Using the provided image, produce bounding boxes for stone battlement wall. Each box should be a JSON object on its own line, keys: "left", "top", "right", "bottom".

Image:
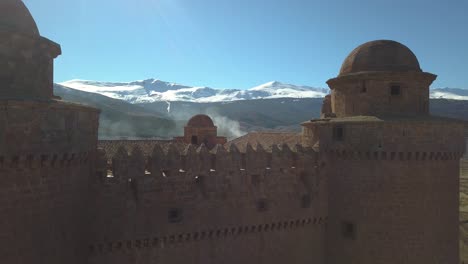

{"left": 95, "top": 143, "right": 317, "bottom": 181}
{"left": 89, "top": 143, "right": 327, "bottom": 264}
{"left": 0, "top": 100, "right": 99, "bottom": 264}
{"left": 0, "top": 151, "right": 96, "bottom": 264}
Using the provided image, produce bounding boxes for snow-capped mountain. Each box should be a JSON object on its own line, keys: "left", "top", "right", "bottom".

{"left": 54, "top": 82, "right": 468, "bottom": 139}
{"left": 430, "top": 88, "right": 468, "bottom": 100}
{"left": 59, "top": 79, "right": 468, "bottom": 104}
{"left": 59, "top": 79, "right": 328, "bottom": 104}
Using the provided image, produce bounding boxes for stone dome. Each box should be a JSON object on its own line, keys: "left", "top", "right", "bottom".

{"left": 339, "top": 40, "right": 421, "bottom": 76}
{"left": 187, "top": 115, "right": 215, "bottom": 128}
{"left": 0, "top": 0, "right": 39, "bottom": 36}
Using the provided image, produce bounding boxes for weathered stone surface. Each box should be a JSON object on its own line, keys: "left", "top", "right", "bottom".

{"left": 303, "top": 40, "right": 466, "bottom": 264}
{"left": 0, "top": 0, "right": 39, "bottom": 36}
{"left": 0, "top": 3, "right": 465, "bottom": 264}
{"left": 339, "top": 40, "right": 422, "bottom": 76}
{"left": 0, "top": 2, "right": 99, "bottom": 264}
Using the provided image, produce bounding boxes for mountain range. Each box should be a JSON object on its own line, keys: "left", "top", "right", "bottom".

{"left": 60, "top": 79, "right": 468, "bottom": 104}
{"left": 59, "top": 79, "right": 329, "bottom": 103}
{"left": 55, "top": 79, "right": 468, "bottom": 139}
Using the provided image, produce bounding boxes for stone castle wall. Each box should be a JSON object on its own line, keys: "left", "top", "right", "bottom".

{"left": 303, "top": 118, "right": 466, "bottom": 153}
{"left": 0, "top": 100, "right": 99, "bottom": 264}
{"left": 1, "top": 4, "right": 465, "bottom": 263}
{"left": 88, "top": 143, "right": 327, "bottom": 264}
{"left": 326, "top": 152, "right": 461, "bottom": 264}
{"left": 462, "top": 127, "right": 468, "bottom": 177}
{"left": 301, "top": 118, "right": 466, "bottom": 264}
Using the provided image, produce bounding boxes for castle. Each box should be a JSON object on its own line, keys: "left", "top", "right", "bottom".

{"left": 0, "top": 1, "right": 466, "bottom": 264}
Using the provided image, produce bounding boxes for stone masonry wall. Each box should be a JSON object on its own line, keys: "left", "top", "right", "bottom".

{"left": 302, "top": 118, "right": 466, "bottom": 264}
{"left": 88, "top": 143, "right": 327, "bottom": 264}
{"left": 0, "top": 100, "right": 99, "bottom": 264}
{"left": 0, "top": 32, "right": 61, "bottom": 100}
{"left": 328, "top": 72, "right": 435, "bottom": 117}
{"left": 462, "top": 127, "right": 468, "bottom": 177}
{"left": 326, "top": 154, "right": 461, "bottom": 264}
{"left": 303, "top": 118, "right": 466, "bottom": 154}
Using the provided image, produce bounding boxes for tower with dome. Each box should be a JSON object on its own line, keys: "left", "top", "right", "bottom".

{"left": 303, "top": 39, "right": 465, "bottom": 264}
{"left": 0, "top": 1, "right": 466, "bottom": 264}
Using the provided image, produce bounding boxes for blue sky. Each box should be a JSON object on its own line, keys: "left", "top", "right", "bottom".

{"left": 25, "top": 0, "right": 468, "bottom": 89}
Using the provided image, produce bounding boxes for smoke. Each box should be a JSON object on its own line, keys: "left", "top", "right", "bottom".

{"left": 97, "top": 101, "right": 247, "bottom": 140}
{"left": 98, "top": 114, "right": 175, "bottom": 140}
{"left": 99, "top": 116, "right": 138, "bottom": 139}
{"left": 167, "top": 106, "right": 247, "bottom": 141}
{"left": 205, "top": 109, "right": 246, "bottom": 140}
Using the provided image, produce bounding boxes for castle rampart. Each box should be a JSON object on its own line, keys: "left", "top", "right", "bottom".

{"left": 89, "top": 143, "right": 327, "bottom": 264}
{"left": 0, "top": 100, "right": 99, "bottom": 264}
{"left": 301, "top": 40, "right": 467, "bottom": 264}
{"left": 0, "top": 2, "right": 100, "bottom": 263}
{"left": 1, "top": 3, "right": 467, "bottom": 263}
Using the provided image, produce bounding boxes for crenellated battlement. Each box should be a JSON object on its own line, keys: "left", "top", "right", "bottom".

{"left": 89, "top": 141, "right": 328, "bottom": 260}
{"left": 2, "top": 6, "right": 464, "bottom": 262}
{"left": 96, "top": 143, "right": 321, "bottom": 183}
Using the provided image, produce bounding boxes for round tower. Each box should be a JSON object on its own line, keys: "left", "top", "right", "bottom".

{"left": 0, "top": 0, "right": 61, "bottom": 100}
{"left": 0, "top": 1, "right": 99, "bottom": 263}
{"left": 327, "top": 40, "right": 435, "bottom": 117}
{"left": 302, "top": 40, "right": 466, "bottom": 264}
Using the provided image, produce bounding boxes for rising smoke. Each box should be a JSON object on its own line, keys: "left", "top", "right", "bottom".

{"left": 167, "top": 105, "right": 247, "bottom": 140}
{"left": 205, "top": 109, "right": 246, "bottom": 140}
{"left": 96, "top": 100, "right": 247, "bottom": 140}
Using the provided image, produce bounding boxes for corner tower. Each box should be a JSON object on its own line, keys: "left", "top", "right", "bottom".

{"left": 0, "top": 1, "right": 99, "bottom": 263}
{"left": 328, "top": 40, "right": 435, "bottom": 117}
{"left": 302, "top": 40, "right": 466, "bottom": 264}
{"left": 0, "top": 0, "right": 61, "bottom": 100}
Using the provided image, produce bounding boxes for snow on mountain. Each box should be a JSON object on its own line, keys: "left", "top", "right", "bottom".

{"left": 60, "top": 79, "right": 192, "bottom": 103}
{"left": 59, "top": 79, "right": 328, "bottom": 104}
{"left": 430, "top": 88, "right": 468, "bottom": 100}
{"left": 249, "top": 81, "right": 328, "bottom": 98}
{"left": 59, "top": 79, "right": 468, "bottom": 103}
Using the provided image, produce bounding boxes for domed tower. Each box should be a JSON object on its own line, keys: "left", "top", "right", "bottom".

{"left": 174, "top": 114, "right": 227, "bottom": 149}
{"left": 302, "top": 40, "right": 466, "bottom": 263}
{"left": 0, "top": 1, "right": 99, "bottom": 264}
{"left": 0, "top": 0, "right": 61, "bottom": 100}
{"left": 328, "top": 40, "right": 435, "bottom": 117}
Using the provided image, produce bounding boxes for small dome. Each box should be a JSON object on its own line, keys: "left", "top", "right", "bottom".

{"left": 187, "top": 114, "right": 215, "bottom": 128}
{"left": 0, "top": 0, "right": 39, "bottom": 36}
{"left": 339, "top": 40, "right": 421, "bottom": 76}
